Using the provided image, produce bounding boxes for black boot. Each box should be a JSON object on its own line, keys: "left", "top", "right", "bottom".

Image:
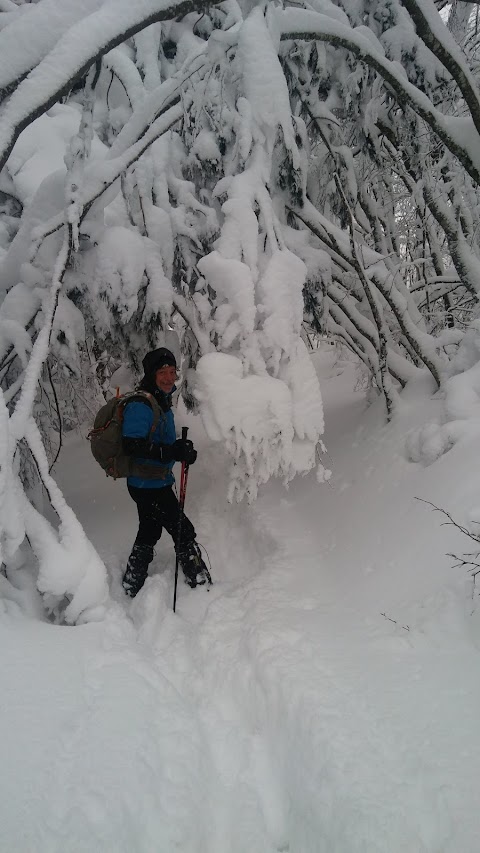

{"left": 179, "top": 541, "right": 210, "bottom": 588}
{"left": 122, "top": 544, "right": 154, "bottom": 598}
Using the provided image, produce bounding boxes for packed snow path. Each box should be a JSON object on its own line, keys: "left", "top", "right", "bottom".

{"left": 2, "top": 351, "right": 480, "bottom": 851}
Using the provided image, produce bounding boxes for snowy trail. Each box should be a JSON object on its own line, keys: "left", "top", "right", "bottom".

{"left": 3, "top": 352, "right": 480, "bottom": 851}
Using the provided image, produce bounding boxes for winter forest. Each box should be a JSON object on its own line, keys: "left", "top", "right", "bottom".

{"left": 2, "top": 0, "right": 480, "bottom": 850}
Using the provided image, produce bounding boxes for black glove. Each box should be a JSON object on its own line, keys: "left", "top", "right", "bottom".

{"left": 123, "top": 436, "right": 197, "bottom": 465}
{"left": 166, "top": 438, "right": 197, "bottom": 465}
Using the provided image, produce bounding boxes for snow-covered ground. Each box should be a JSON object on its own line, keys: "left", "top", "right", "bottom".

{"left": 2, "top": 348, "right": 480, "bottom": 852}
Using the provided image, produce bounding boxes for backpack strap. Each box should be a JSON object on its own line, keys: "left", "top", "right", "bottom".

{"left": 122, "top": 392, "right": 170, "bottom": 480}
{"left": 120, "top": 390, "right": 163, "bottom": 438}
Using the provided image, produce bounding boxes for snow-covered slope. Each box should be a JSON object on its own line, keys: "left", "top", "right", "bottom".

{"left": 1, "top": 349, "right": 480, "bottom": 852}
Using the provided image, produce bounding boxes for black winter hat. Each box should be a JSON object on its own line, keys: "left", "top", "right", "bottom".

{"left": 142, "top": 347, "right": 177, "bottom": 375}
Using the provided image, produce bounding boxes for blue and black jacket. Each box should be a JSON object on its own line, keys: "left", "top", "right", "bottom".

{"left": 122, "top": 385, "right": 177, "bottom": 489}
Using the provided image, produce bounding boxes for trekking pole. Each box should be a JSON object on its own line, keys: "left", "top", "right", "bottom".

{"left": 173, "top": 426, "right": 190, "bottom": 613}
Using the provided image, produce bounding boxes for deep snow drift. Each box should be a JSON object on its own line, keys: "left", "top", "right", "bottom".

{"left": 2, "top": 348, "right": 480, "bottom": 852}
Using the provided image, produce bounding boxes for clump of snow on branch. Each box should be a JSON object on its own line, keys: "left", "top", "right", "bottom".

{"left": 258, "top": 250, "right": 306, "bottom": 373}
{"left": 407, "top": 322, "right": 480, "bottom": 466}
{"left": 0, "top": 383, "right": 108, "bottom": 625}
{"left": 238, "top": 6, "right": 299, "bottom": 169}
{"left": 195, "top": 352, "right": 293, "bottom": 503}
{"left": 197, "top": 251, "right": 255, "bottom": 346}
{"left": 23, "top": 418, "right": 108, "bottom": 624}
{"left": 6, "top": 104, "right": 106, "bottom": 204}
{"left": 49, "top": 293, "right": 85, "bottom": 373}
{"left": 90, "top": 226, "right": 173, "bottom": 334}
{"left": 195, "top": 342, "right": 325, "bottom": 502}
{"left": 196, "top": 249, "right": 325, "bottom": 501}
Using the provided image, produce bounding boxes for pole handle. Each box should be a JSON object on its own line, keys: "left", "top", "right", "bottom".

{"left": 181, "top": 426, "right": 188, "bottom": 440}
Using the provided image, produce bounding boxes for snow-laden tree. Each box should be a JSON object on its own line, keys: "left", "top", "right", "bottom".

{"left": 2, "top": 0, "right": 480, "bottom": 620}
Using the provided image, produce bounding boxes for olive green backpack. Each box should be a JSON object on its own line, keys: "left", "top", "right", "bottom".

{"left": 88, "top": 391, "right": 169, "bottom": 480}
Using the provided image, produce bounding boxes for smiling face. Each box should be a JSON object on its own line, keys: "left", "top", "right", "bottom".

{"left": 155, "top": 365, "right": 177, "bottom": 394}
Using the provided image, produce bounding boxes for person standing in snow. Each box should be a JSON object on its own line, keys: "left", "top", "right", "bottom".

{"left": 121, "top": 347, "right": 209, "bottom": 597}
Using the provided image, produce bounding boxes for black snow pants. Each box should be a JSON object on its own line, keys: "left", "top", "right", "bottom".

{"left": 128, "top": 484, "right": 196, "bottom": 555}
{"left": 122, "top": 485, "right": 207, "bottom": 596}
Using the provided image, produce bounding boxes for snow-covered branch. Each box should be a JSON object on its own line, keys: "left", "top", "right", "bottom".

{"left": 0, "top": 0, "right": 219, "bottom": 174}
{"left": 400, "top": 0, "right": 480, "bottom": 136}
{"left": 278, "top": 7, "right": 480, "bottom": 186}
{"left": 292, "top": 200, "right": 443, "bottom": 386}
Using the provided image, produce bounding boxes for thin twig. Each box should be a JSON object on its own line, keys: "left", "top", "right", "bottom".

{"left": 381, "top": 612, "right": 410, "bottom": 631}
{"left": 414, "top": 496, "right": 480, "bottom": 542}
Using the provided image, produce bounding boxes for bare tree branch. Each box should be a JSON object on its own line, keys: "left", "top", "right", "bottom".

{"left": 414, "top": 496, "right": 479, "bottom": 539}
